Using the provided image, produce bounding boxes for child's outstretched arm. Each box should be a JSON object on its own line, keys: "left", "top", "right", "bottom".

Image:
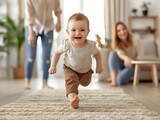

{"left": 48, "top": 50, "right": 61, "bottom": 74}
{"left": 94, "top": 50, "right": 103, "bottom": 74}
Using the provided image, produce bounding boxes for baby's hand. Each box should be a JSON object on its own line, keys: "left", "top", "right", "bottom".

{"left": 48, "top": 66, "right": 56, "bottom": 74}
{"left": 96, "top": 67, "right": 103, "bottom": 74}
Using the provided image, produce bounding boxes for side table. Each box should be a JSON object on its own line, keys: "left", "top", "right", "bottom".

{"left": 131, "top": 60, "right": 160, "bottom": 87}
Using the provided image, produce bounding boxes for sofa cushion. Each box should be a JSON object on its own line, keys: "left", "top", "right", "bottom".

{"left": 140, "top": 40, "right": 158, "bottom": 59}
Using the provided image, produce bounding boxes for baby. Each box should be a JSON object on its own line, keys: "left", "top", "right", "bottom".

{"left": 48, "top": 13, "right": 103, "bottom": 109}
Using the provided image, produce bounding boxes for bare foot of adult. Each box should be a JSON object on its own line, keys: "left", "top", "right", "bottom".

{"left": 111, "top": 82, "right": 117, "bottom": 87}
{"left": 43, "top": 84, "right": 54, "bottom": 89}
{"left": 24, "top": 81, "right": 31, "bottom": 89}
{"left": 102, "top": 77, "right": 112, "bottom": 83}
{"left": 70, "top": 95, "right": 79, "bottom": 109}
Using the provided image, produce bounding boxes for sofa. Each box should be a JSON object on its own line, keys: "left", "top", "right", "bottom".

{"left": 98, "top": 39, "right": 160, "bottom": 81}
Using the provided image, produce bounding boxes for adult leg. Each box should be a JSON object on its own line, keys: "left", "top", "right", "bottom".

{"left": 117, "top": 66, "right": 135, "bottom": 85}
{"left": 24, "top": 27, "right": 37, "bottom": 89}
{"left": 41, "top": 30, "right": 53, "bottom": 88}
{"left": 108, "top": 51, "right": 123, "bottom": 86}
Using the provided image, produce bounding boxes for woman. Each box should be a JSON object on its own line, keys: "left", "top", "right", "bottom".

{"left": 24, "top": 0, "right": 62, "bottom": 89}
{"left": 108, "top": 21, "right": 141, "bottom": 86}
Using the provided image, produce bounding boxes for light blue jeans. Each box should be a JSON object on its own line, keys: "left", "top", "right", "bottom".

{"left": 108, "top": 51, "right": 135, "bottom": 85}
{"left": 25, "top": 27, "right": 53, "bottom": 82}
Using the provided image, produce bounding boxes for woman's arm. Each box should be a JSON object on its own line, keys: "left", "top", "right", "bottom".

{"left": 117, "top": 51, "right": 132, "bottom": 67}
{"left": 54, "top": 0, "right": 62, "bottom": 32}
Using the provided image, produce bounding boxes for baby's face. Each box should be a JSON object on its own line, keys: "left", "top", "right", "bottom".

{"left": 66, "top": 20, "right": 90, "bottom": 47}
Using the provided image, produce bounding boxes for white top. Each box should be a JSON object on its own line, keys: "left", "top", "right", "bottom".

{"left": 116, "top": 35, "right": 143, "bottom": 59}
{"left": 24, "top": 0, "right": 62, "bottom": 34}
{"left": 57, "top": 39, "right": 98, "bottom": 73}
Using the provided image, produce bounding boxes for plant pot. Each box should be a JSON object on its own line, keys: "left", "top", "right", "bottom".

{"left": 142, "top": 10, "right": 148, "bottom": 16}
{"left": 13, "top": 67, "right": 25, "bottom": 79}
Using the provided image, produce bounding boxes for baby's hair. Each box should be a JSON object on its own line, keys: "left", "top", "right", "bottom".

{"left": 67, "top": 13, "right": 89, "bottom": 29}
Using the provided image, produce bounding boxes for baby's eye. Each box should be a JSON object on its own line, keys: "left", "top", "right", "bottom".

{"left": 81, "top": 29, "right": 85, "bottom": 31}
{"left": 71, "top": 29, "right": 76, "bottom": 31}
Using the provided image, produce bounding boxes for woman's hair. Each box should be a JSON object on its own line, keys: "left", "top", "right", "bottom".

{"left": 111, "top": 21, "right": 133, "bottom": 50}
{"left": 67, "top": 13, "right": 90, "bottom": 29}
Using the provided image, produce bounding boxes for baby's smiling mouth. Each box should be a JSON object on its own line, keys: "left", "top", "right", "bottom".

{"left": 74, "top": 37, "right": 82, "bottom": 39}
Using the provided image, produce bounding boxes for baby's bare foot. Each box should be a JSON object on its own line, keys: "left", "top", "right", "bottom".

{"left": 70, "top": 96, "right": 79, "bottom": 109}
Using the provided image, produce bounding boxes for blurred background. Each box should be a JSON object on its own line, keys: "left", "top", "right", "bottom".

{"left": 0, "top": 0, "right": 160, "bottom": 80}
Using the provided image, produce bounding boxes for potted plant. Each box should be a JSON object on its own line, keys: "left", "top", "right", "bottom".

{"left": 141, "top": 2, "right": 151, "bottom": 16}
{"left": 131, "top": 8, "right": 138, "bottom": 16}
{"left": 0, "top": 15, "right": 25, "bottom": 78}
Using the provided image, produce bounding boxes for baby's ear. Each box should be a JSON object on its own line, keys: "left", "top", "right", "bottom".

{"left": 88, "top": 29, "right": 90, "bottom": 34}
{"left": 66, "top": 29, "right": 69, "bottom": 34}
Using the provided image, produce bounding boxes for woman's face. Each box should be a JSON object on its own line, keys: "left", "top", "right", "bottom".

{"left": 116, "top": 24, "right": 128, "bottom": 42}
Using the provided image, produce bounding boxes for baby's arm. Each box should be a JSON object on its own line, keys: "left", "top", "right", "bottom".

{"left": 94, "top": 50, "right": 103, "bottom": 74}
{"left": 48, "top": 50, "right": 61, "bottom": 74}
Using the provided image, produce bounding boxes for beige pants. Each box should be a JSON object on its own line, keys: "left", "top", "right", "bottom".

{"left": 63, "top": 65, "right": 94, "bottom": 96}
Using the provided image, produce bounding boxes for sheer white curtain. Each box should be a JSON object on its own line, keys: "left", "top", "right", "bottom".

{"left": 61, "top": 0, "right": 105, "bottom": 41}
{"left": 104, "top": 0, "right": 129, "bottom": 39}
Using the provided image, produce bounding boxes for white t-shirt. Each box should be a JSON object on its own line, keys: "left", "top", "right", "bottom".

{"left": 57, "top": 39, "right": 98, "bottom": 73}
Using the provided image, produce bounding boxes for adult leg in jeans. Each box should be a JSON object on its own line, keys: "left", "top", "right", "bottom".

{"left": 24, "top": 27, "right": 38, "bottom": 89}
{"left": 117, "top": 66, "right": 135, "bottom": 85}
{"left": 109, "top": 51, "right": 135, "bottom": 85}
{"left": 41, "top": 30, "right": 53, "bottom": 88}
{"left": 108, "top": 51, "right": 124, "bottom": 86}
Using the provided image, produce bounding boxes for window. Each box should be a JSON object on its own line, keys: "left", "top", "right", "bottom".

{"left": 61, "top": 0, "right": 105, "bottom": 42}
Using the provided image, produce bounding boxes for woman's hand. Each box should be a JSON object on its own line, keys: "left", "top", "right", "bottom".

{"left": 28, "top": 32, "right": 36, "bottom": 47}
{"left": 124, "top": 57, "right": 132, "bottom": 67}
{"left": 95, "top": 34, "right": 103, "bottom": 48}
{"left": 28, "top": 25, "right": 36, "bottom": 47}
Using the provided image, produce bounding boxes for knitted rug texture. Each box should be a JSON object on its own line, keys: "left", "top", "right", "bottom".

{"left": 0, "top": 88, "right": 160, "bottom": 120}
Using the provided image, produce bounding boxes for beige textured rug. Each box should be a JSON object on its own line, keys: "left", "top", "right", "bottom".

{"left": 0, "top": 88, "right": 160, "bottom": 120}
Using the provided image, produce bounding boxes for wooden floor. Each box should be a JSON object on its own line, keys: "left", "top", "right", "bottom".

{"left": 0, "top": 77, "right": 160, "bottom": 113}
